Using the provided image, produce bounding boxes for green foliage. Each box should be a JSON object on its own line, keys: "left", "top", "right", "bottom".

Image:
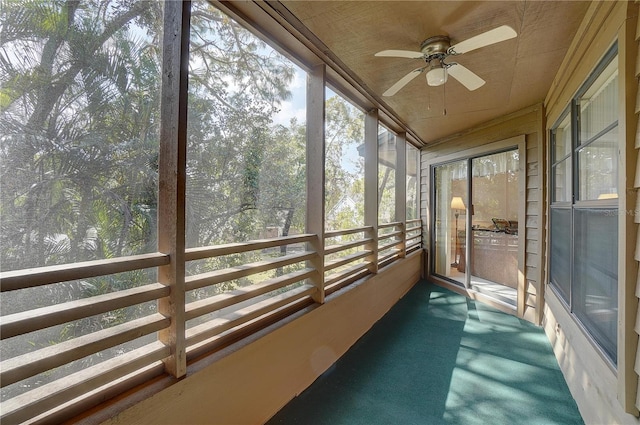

{"left": 324, "top": 95, "right": 365, "bottom": 231}
{"left": 1, "top": 0, "right": 163, "bottom": 273}
{"left": 0, "top": 0, "right": 367, "bottom": 403}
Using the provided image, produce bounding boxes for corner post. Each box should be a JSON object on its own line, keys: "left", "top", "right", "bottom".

{"left": 158, "top": 0, "right": 190, "bottom": 378}
{"left": 365, "top": 110, "right": 379, "bottom": 272}
{"left": 396, "top": 132, "right": 407, "bottom": 258}
{"left": 306, "top": 64, "right": 326, "bottom": 303}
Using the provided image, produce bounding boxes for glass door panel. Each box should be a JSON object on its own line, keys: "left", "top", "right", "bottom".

{"left": 469, "top": 150, "right": 519, "bottom": 304}
{"left": 433, "top": 160, "right": 468, "bottom": 285}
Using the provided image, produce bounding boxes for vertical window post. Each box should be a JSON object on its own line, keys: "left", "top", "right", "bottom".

{"left": 157, "top": 0, "right": 190, "bottom": 378}
{"left": 617, "top": 13, "right": 638, "bottom": 413}
{"left": 396, "top": 133, "right": 407, "bottom": 258}
{"left": 306, "top": 64, "right": 326, "bottom": 304}
{"left": 365, "top": 110, "right": 379, "bottom": 272}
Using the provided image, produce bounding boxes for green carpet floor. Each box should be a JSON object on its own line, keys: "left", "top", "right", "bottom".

{"left": 267, "top": 281, "right": 583, "bottom": 425}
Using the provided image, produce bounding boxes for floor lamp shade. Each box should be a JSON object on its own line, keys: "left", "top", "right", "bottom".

{"left": 451, "top": 196, "right": 465, "bottom": 210}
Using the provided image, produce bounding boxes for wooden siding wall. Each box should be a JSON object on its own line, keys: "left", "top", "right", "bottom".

{"left": 525, "top": 109, "right": 546, "bottom": 325}
{"left": 542, "top": 1, "right": 640, "bottom": 421}
{"left": 420, "top": 105, "right": 544, "bottom": 323}
{"left": 634, "top": 4, "right": 640, "bottom": 412}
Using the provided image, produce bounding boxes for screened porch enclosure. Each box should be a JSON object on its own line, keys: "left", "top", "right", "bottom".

{"left": 0, "top": 1, "right": 422, "bottom": 423}
{"left": 3, "top": 0, "right": 635, "bottom": 423}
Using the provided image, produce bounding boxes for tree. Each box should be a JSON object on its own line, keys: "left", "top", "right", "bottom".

{"left": 0, "top": 0, "right": 300, "bottom": 398}
{"left": 324, "top": 94, "right": 365, "bottom": 231}
{"left": 185, "top": 1, "right": 297, "bottom": 249}
{"left": 0, "top": 0, "right": 166, "bottom": 400}
{"left": 1, "top": 0, "right": 163, "bottom": 273}
{"left": 0, "top": 0, "right": 376, "bottom": 403}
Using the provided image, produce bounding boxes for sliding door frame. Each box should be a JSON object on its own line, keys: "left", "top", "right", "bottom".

{"left": 427, "top": 135, "right": 526, "bottom": 315}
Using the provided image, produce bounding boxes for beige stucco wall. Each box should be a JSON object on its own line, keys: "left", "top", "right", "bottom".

{"left": 98, "top": 252, "right": 422, "bottom": 425}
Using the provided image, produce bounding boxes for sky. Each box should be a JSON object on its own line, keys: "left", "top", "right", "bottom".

{"left": 272, "top": 66, "right": 307, "bottom": 127}
{"left": 272, "top": 67, "right": 363, "bottom": 173}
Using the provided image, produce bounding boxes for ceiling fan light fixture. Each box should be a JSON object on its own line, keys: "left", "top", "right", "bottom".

{"left": 426, "top": 62, "right": 447, "bottom": 86}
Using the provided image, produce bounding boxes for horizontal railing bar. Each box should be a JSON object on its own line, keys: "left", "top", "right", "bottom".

{"left": 1, "top": 314, "right": 170, "bottom": 387}
{"left": 406, "top": 218, "right": 422, "bottom": 224}
{"left": 379, "top": 256, "right": 400, "bottom": 269}
{"left": 185, "top": 251, "right": 316, "bottom": 292}
{"left": 378, "top": 230, "right": 403, "bottom": 242}
{"left": 378, "top": 221, "right": 402, "bottom": 229}
{"left": 405, "top": 234, "right": 422, "bottom": 243}
{"left": 378, "top": 240, "right": 402, "bottom": 253}
{"left": 324, "top": 226, "right": 373, "bottom": 239}
{"left": 186, "top": 297, "right": 314, "bottom": 362}
{"left": 406, "top": 241, "right": 422, "bottom": 251}
{"left": 378, "top": 250, "right": 400, "bottom": 264}
{"left": 1, "top": 283, "right": 170, "bottom": 340}
{"left": 185, "top": 268, "right": 314, "bottom": 321}
{"left": 0, "top": 253, "right": 170, "bottom": 292}
{"left": 323, "top": 237, "right": 372, "bottom": 255}
{"left": 17, "top": 362, "right": 165, "bottom": 425}
{"left": 325, "top": 269, "right": 370, "bottom": 295}
{"left": 406, "top": 245, "right": 421, "bottom": 255}
{"left": 186, "top": 285, "right": 315, "bottom": 347}
{"left": 324, "top": 262, "right": 369, "bottom": 288}
{"left": 323, "top": 250, "right": 371, "bottom": 272}
{"left": 185, "top": 234, "right": 315, "bottom": 261}
{"left": 1, "top": 342, "right": 169, "bottom": 425}
{"left": 406, "top": 225, "right": 421, "bottom": 233}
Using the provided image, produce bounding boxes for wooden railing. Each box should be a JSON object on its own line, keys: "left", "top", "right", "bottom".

{"left": 324, "top": 226, "right": 374, "bottom": 295}
{"left": 183, "top": 235, "right": 318, "bottom": 359}
{"left": 0, "top": 223, "right": 422, "bottom": 424}
{"left": 0, "top": 252, "right": 171, "bottom": 424}
{"left": 378, "top": 221, "right": 404, "bottom": 266}
{"left": 405, "top": 218, "right": 423, "bottom": 254}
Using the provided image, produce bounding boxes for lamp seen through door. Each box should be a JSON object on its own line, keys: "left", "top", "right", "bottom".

{"left": 450, "top": 196, "right": 465, "bottom": 268}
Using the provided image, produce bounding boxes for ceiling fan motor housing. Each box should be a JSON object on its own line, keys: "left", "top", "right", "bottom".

{"left": 420, "top": 35, "right": 451, "bottom": 60}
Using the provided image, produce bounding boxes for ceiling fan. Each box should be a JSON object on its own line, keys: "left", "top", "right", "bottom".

{"left": 375, "top": 25, "right": 517, "bottom": 96}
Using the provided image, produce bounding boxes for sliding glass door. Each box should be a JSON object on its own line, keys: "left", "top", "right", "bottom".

{"left": 432, "top": 149, "right": 519, "bottom": 306}
{"left": 433, "top": 160, "right": 467, "bottom": 281}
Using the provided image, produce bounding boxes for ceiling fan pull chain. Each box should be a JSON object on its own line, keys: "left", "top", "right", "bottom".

{"left": 443, "top": 83, "right": 447, "bottom": 116}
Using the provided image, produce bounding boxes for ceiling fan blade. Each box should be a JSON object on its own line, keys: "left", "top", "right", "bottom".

{"left": 375, "top": 50, "right": 424, "bottom": 59}
{"left": 383, "top": 68, "right": 424, "bottom": 96}
{"left": 450, "top": 25, "right": 517, "bottom": 55}
{"left": 447, "top": 63, "right": 485, "bottom": 91}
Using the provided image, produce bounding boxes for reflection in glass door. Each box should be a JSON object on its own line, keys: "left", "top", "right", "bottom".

{"left": 433, "top": 160, "right": 468, "bottom": 284}
{"left": 469, "top": 150, "right": 519, "bottom": 304}
{"left": 432, "top": 149, "right": 519, "bottom": 306}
